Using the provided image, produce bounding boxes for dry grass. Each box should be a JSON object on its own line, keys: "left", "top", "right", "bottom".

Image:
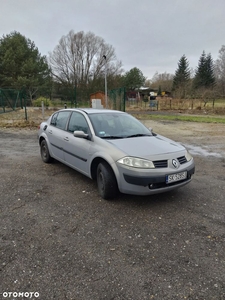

{"left": 0, "top": 108, "right": 55, "bottom": 128}
{"left": 0, "top": 105, "right": 224, "bottom": 128}
{"left": 126, "top": 98, "right": 225, "bottom": 115}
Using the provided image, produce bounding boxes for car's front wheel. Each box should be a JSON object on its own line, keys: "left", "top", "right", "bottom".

{"left": 40, "top": 140, "right": 53, "bottom": 163}
{"left": 97, "top": 162, "right": 118, "bottom": 200}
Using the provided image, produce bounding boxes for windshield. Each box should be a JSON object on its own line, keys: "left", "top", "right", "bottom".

{"left": 89, "top": 112, "right": 152, "bottom": 138}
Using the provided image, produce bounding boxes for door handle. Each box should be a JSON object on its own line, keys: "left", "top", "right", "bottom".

{"left": 48, "top": 130, "right": 53, "bottom": 134}
{"left": 64, "top": 137, "right": 69, "bottom": 141}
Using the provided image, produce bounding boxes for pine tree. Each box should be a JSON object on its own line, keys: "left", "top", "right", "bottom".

{"left": 205, "top": 53, "right": 216, "bottom": 87}
{"left": 0, "top": 31, "right": 51, "bottom": 102}
{"left": 194, "top": 51, "right": 215, "bottom": 89}
{"left": 194, "top": 51, "right": 206, "bottom": 89}
{"left": 172, "top": 55, "right": 190, "bottom": 98}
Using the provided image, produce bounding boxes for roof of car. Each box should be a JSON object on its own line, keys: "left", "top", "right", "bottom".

{"left": 59, "top": 108, "right": 125, "bottom": 114}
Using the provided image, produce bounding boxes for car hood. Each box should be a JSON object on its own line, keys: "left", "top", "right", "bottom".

{"left": 107, "top": 135, "right": 185, "bottom": 158}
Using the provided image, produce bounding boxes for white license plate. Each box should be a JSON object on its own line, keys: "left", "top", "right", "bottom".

{"left": 166, "top": 171, "right": 187, "bottom": 183}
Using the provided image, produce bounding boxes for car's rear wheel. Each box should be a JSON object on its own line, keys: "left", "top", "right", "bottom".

{"left": 40, "top": 140, "right": 53, "bottom": 163}
{"left": 97, "top": 162, "right": 118, "bottom": 200}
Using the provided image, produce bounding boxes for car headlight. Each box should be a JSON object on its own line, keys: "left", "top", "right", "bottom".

{"left": 117, "top": 157, "right": 155, "bottom": 168}
{"left": 185, "top": 151, "right": 193, "bottom": 162}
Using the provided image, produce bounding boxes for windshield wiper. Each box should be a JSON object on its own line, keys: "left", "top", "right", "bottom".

{"left": 126, "top": 134, "right": 152, "bottom": 138}
{"left": 100, "top": 135, "right": 125, "bottom": 139}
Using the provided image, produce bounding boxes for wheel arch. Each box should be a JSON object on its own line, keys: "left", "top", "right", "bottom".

{"left": 95, "top": 158, "right": 119, "bottom": 199}
{"left": 90, "top": 157, "right": 117, "bottom": 183}
{"left": 39, "top": 135, "right": 54, "bottom": 159}
{"left": 39, "top": 136, "right": 46, "bottom": 146}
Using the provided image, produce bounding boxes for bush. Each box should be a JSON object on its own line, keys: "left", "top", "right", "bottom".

{"left": 33, "top": 97, "right": 52, "bottom": 107}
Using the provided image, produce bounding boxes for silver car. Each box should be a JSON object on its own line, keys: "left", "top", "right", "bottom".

{"left": 38, "top": 108, "right": 195, "bottom": 199}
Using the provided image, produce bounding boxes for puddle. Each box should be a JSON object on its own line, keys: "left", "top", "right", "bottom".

{"left": 184, "top": 144, "right": 223, "bottom": 158}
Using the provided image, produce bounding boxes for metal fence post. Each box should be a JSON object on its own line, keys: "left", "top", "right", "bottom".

{"left": 42, "top": 101, "right": 44, "bottom": 119}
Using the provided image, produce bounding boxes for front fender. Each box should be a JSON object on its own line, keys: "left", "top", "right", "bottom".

{"left": 89, "top": 151, "right": 121, "bottom": 181}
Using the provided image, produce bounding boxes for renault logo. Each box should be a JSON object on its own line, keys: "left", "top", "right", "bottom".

{"left": 172, "top": 159, "right": 179, "bottom": 169}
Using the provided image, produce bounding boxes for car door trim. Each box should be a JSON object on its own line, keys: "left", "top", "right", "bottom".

{"left": 50, "top": 143, "right": 63, "bottom": 150}
{"left": 63, "top": 148, "right": 87, "bottom": 162}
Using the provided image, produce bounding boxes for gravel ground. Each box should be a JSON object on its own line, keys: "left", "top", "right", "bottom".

{"left": 0, "top": 120, "right": 225, "bottom": 300}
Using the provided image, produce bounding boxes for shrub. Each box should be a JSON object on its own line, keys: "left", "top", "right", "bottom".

{"left": 33, "top": 97, "right": 52, "bottom": 107}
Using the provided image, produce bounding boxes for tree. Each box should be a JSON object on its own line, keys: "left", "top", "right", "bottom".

{"left": 157, "top": 85, "right": 162, "bottom": 96}
{"left": 172, "top": 55, "right": 190, "bottom": 98}
{"left": 0, "top": 31, "right": 51, "bottom": 102}
{"left": 214, "top": 45, "right": 225, "bottom": 97}
{"left": 194, "top": 51, "right": 215, "bottom": 89}
{"left": 123, "top": 67, "right": 146, "bottom": 90}
{"left": 192, "top": 51, "right": 216, "bottom": 106}
{"left": 48, "top": 30, "right": 123, "bottom": 101}
{"left": 148, "top": 72, "right": 174, "bottom": 93}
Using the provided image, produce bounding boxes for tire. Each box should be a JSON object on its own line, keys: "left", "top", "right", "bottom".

{"left": 40, "top": 140, "right": 53, "bottom": 163}
{"left": 97, "top": 162, "right": 118, "bottom": 200}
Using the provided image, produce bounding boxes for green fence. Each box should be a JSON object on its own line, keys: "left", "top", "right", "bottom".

{"left": 108, "top": 87, "right": 126, "bottom": 111}
{"left": 0, "top": 88, "right": 28, "bottom": 119}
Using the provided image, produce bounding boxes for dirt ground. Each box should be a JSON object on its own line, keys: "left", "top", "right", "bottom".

{"left": 0, "top": 112, "right": 225, "bottom": 299}
{"left": 142, "top": 119, "right": 225, "bottom": 159}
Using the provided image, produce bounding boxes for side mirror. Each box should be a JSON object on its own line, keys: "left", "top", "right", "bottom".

{"left": 74, "top": 130, "right": 89, "bottom": 139}
{"left": 149, "top": 127, "right": 157, "bottom": 136}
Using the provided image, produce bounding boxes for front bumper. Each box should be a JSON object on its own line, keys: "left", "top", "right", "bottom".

{"left": 115, "top": 160, "right": 195, "bottom": 196}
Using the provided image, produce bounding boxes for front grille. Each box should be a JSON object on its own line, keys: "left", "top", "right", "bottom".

{"left": 153, "top": 160, "right": 168, "bottom": 168}
{"left": 177, "top": 156, "right": 187, "bottom": 164}
{"left": 153, "top": 156, "right": 187, "bottom": 168}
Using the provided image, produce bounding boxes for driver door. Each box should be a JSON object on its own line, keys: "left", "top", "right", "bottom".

{"left": 63, "top": 111, "right": 92, "bottom": 176}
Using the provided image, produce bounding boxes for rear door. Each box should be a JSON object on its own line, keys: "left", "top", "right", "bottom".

{"left": 47, "top": 111, "right": 71, "bottom": 161}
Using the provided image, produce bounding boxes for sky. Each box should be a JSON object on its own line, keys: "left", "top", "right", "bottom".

{"left": 1, "top": 0, "right": 225, "bottom": 80}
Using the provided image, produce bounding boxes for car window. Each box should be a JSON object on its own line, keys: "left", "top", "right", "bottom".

{"left": 119, "top": 115, "right": 142, "bottom": 131}
{"left": 52, "top": 111, "right": 71, "bottom": 130}
{"left": 89, "top": 113, "right": 151, "bottom": 137}
{"left": 67, "top": 112, "right": 89, "bottom": 134}
{"left": 50, "top": 113, "right": 58, "bottom": 126}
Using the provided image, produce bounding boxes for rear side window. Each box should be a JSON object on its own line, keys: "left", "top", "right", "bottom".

{"left": 51, "top": 111, "right": 71, "bottom": 130}
{"left": 50, "top": 113, "right": 58, "bottom": 126}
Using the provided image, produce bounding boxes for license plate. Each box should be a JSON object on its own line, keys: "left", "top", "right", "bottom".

{"left": 166, "top": 171, "right": 187, "bottom": 184}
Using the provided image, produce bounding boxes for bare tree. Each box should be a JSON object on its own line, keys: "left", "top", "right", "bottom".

{"left": 48, "top": 30, "right": 122, "bottom": 90}
{"left": 214, "top": 45, "right": 225, "bottom": 97}
{"left": 148, "top": 72, "right": 174, "bottom": 92}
